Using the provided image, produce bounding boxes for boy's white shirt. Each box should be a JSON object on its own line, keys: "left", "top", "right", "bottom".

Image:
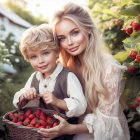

{"left": 13, "top": 62, "right": 87, "bottom": 118}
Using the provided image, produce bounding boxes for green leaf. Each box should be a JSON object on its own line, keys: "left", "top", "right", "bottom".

{"left": 120, "top": 0, "right": 132, "bottom": 6}
{"left": 114, "top": 51, "right": 129, "bottom": 63}
{"left": 119, "top": 5, "right": 140, "bottom": 16}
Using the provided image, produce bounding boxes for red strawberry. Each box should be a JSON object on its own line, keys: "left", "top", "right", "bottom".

{"left": 23, "top": 118, "right": 31, "bottom": 125}
{"left": 26, "top": 124, "right": 34, "bottom": 127}
{"left": 46, "top": 125, "right": 51, "bottom": 129}
{"left": 35, "top": 109, "right": 41, "bottom": 117}
{"left": 40, "top": 112, "right": 47, "bottom": 121}
{"left": 53, "top": 122, "right": 58, "bottom": 127}
{"left": 25, "top": 109, "right": 32, "bottom": 117}
{"left": 17, "top": 121, "right": 23, "bottom": 125}
{"left": 128, "top": 67, "right": 135, "bottom": 73}
{"left": 35, "top": 123, "right": 40, "bottom": 128}
{"left": 132, "top": 22, "right": 140, "bottom": 31}
{"left": 13, "top": 113, "right": 19, "bottom": 118}
{"left": 136, "top": 55, "right": 140, "bottom": 62}
{"left": 126, "top": 28, "right": 133, "bottom": 35}
{"left": 29, "top": 114, "right": 35, "bottom": 119}
{"left": 18, "top": 114, "right": 26, "bottom": 121}
{"left": 9, "top": 113, "right": 14, "bottom": 120}
{"left": 30, "top": 117, "right": 38, "bottom": 125}
{"left": 46, "top": 116, "right": 54, "bottom": 125}
{"left": 133, "top": 103, "right": 138, "bottom": 109}
{"left": 137, "top": 97, "right": 140, "bottom": 103}
{"left": 39, "top": 126, "right": 46, "bottom": 128}
{"left": 12, "top": 117, "right": 18, "bottom": 123}
{"left": 39, "top": 120, "right": 47, "bottom": 126}
{"left": 130, "top": 50, "right": 137, "bottom": 59}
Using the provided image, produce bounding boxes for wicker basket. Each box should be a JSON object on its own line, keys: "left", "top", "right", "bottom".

{"left": 3, "top": 107, "right": 67, "bottom": 140}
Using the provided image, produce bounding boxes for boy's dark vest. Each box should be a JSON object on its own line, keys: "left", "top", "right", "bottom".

{"left": 31, "top": 67, "right": 78, "bottom": 140}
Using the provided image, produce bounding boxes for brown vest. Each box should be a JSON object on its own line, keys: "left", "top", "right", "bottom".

{"left": 31, "top": 67, "right": 69, "bottom": 114}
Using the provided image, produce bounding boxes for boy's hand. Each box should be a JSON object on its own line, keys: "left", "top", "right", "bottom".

{"left": 20, "top": 87, "right": 38, "bottom": 101}
{"left": 40, "top": 91, "right": 58, "bottom": 106}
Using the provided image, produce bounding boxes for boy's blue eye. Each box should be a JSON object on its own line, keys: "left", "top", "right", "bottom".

{"left": 58, "top": 37, "right": 65, "bottom": 42}
{"left": 30, "top": 56, "right": 36, "bottom": 59}
{"left": 43, "top": 52, "right": 49, "bottom": 55}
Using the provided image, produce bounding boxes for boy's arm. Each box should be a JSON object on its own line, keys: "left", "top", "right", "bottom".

{"left": 13, "top": 72, "right": 35, "bottom": 108}
{"left": 40, "top": 92, "right": 69, "bottom": 111}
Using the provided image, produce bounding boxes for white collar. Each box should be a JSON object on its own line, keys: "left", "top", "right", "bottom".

{"left": 36, "top": 62, "right": 63, "bottom": 81}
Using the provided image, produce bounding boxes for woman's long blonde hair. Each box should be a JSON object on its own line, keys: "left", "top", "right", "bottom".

{"left": 51, "top": 2, "right": 108, "bottom": 113}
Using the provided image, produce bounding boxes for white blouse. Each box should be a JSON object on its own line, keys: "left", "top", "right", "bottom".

{"left": 73, "top": 57, "right": 130, "bottom": 140}
{"left": 13, "top": 63, "right": 87, "bottom": 118}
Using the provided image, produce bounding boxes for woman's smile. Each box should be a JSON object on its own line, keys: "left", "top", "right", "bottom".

{"left": 69, "top": 46, "right": 79, "bottom": 52}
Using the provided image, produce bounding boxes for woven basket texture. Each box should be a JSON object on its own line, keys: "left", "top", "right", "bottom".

{"left": 3, "top": 107, "right": 67, "bottom": 140}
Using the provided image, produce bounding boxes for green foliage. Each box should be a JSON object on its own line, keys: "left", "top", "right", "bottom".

{"left": 113, "top": 51, "right": 129, "bottom": 63}
{"left": 6, "top": 0, "right": 48, "bottom": 25}
{"left": 0, "top": 31, "right": 34, "bottom": 116}
{"left": 89, "top": 0, "right": 140, "bottom": 134}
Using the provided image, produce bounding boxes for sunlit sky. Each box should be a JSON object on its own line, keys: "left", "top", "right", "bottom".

{"left": 0, "top": 0, "right": 88, "bottom": 19}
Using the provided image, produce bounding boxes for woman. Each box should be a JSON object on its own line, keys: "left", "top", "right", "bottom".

{"left": 38, "top": 2, "right": 130, "bottom": 140}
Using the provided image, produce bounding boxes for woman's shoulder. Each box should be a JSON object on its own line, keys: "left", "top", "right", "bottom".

{"left": 103, "top": 55, "right": 127, "bottom": 74}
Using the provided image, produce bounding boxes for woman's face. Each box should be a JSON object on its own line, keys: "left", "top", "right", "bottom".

{"left": 55, "top": 19, "right": 87, "bottom": 56}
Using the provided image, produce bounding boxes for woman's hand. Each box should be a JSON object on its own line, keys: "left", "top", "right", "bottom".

{"left": 38, "top": 114, "right": 72, "bottom": 140}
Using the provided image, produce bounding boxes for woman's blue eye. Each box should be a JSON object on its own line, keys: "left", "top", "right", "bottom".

{"left": 73, "top": 31, "right": 79, "bottom": 36}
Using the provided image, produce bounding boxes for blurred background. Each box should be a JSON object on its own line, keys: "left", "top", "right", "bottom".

{"left": 0, "top": 0, "right": 140, "bottom": 139}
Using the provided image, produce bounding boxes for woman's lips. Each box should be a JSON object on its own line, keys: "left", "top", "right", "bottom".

{"left": 69, "top": 46, "right": 79, "bottom": 52}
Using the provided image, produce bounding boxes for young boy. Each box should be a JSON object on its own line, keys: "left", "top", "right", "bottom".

{"left": 13, "top": 24, "right": 87, "bottom": 128}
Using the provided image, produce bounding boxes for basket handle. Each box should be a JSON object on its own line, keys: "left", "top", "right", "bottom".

{"left": 17, "top": 98, "right": 29, "bottom": 110}
{"left": 18, "top": 97, "right": 61, "bottom": 116}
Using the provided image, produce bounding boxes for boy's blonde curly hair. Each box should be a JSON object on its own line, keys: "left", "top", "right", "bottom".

{"left": 20, "top": 24, "right": 59, "bottom": 61}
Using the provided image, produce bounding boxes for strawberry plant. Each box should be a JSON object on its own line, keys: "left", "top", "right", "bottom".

{"left": 88, "top": 0, "right": 140, "bottom": 139}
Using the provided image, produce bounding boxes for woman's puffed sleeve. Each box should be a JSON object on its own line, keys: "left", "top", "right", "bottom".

{"left": 64, "top": 72, "right": 87, "bottom": 117}
{"left": 13, "top": 72, "right": 35, "bottom": 108}
{"left": 83, "top": 61, "right": 130, "bottom": 140}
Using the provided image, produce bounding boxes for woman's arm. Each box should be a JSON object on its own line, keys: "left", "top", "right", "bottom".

{"left": 38, "top": 114, "right": 89, "bottom": 139}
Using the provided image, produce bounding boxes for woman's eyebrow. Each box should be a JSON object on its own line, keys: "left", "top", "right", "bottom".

{"left": 57, "top": 28, "right": 78, "bottom": 38}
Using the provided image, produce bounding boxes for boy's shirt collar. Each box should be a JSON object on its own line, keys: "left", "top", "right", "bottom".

{"left": 36, "top": 62, "right": 63, "bottom": 81}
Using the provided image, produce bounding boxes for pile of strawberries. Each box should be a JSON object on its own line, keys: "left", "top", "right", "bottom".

{"left": 8, "top": 108, "right": 59, "bottom": 128}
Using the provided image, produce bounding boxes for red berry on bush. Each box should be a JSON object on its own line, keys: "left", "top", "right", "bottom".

{"left": 137, "top": 97, "right": 140, "bottom": 103}
{"left": 120, "top": 22, "right": 124, "bottom": 26}
{"left": 132, "top": 103, "right": 138, "bottom": 109}
{"left": 132, "top": 22, "right": 140, "bottom": 31}
{"left": 130, "top": 50, "right": 138, "bottom": 59}
{"left": 122, "top": 29, "right": 126, "bottom": 33}
{"left": 126, "top": 28, "right": 133, "bottom": 35}
{"left": 128, "top": 67, "right": 135, "bottom": 73}
{"left": 136, "top": 55, "right": 140, "bottom": 62}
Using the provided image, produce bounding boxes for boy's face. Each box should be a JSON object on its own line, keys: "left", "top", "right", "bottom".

{"left": 27, "top": 48, "right": 59, "bottom": 78}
